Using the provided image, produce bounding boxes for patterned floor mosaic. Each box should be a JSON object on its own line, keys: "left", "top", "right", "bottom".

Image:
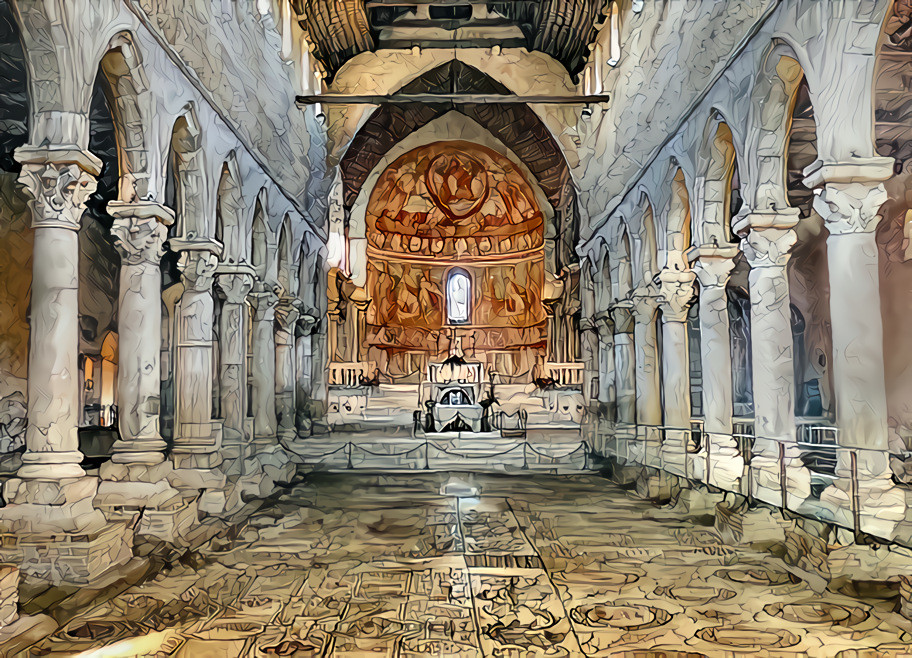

{"left": 30, "top": 473, "right": 912, "bottom": 656}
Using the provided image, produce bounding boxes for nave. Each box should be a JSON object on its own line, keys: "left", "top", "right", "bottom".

{"left": 27, "top": 473, "right": 912, "bottom": 657}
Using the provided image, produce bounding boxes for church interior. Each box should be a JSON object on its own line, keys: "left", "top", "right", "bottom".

{"left": 2, "top": 0, "right": 912, "bottom": 655}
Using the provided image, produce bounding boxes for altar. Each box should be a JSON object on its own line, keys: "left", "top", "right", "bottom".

{"left": 418, "top": 355, "right": 492, "bottom": 433}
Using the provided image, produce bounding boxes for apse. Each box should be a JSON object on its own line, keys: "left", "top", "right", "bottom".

{"left": 364, "top": 140, "right": 547, "bottom": 382}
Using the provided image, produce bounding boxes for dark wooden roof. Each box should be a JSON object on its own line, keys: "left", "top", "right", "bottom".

{"left": 292, "top": 0, "right": 605, "bottom": 83}
{"left": 339, "top": 62, "right": 571, "bottom": 210}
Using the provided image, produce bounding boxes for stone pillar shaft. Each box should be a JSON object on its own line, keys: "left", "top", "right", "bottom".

{"left": 216, "top": 269, "right": 254, "bottom": 470}
{"left": 108, "top": 202, "right": 173, "bottom": 465}
{"left": 692, "top": 246, "right": 743, "bottom": 488}
{"left": 251, "top": 287, "right": 279, "bottom": 442}
{"left": 275, "top": 299, "right": 300, "bottom": 439}
{"left": 632, "top": 295, "right": 662, "bottom": 427}
{"left": 805, "top": 159, "right": 903, "bottom": 533}
{"left": 170, "top": 246, "right": 224, "bottom": 487}
{"left": 15, "top": 149, "right": 101, "bottom": 480}
{"left": 610, "top": 305, "right": 636, "bottom": 425}
{"left": 295, "top": 314, "right": 318, "bottom": 433}
{"left": 739, "top": 210, "right": 809, "bottom": 506}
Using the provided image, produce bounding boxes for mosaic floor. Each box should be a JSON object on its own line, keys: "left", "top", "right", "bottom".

{"left": 32, "top": 473, "right": 912, "bottom": 657}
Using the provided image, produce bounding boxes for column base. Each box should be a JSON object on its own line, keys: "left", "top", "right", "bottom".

{"left": 0, "top": 477, "right": 133, "bottom": 584}
{"left": 136, "top": 498, "right": 200, "bottom": 544}
{"left": 239, "top": 444, "right": 298, "bottom": 499}
{"left": 639, "top": 425, "right": 662, "bottom": 468}
{"left": 818, "top": 475, "right": 905, "bottom": 538}
{"left": 749, "top": 448, "right": 811, "bottom": 509}
{"left": 659, "top": 428, "right": 688, "bottom": 477}
{"left": 108, "top": 438, "right": 168, "bottom": 465}
{"left": 96, "top": 461, "right": 181, "bottom": 511}
{"left": 705, "top": 433, "right": 745, "bottom": 490}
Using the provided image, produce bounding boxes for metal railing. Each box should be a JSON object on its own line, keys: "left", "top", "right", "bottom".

{"left": 796, "top": 420, "right": 838, "bottom": 477}
{"left": 594, "top": 416, "right": 912, "bottom": 542}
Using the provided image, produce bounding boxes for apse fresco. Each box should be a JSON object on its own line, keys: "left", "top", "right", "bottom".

{"left": 365, "top": 141, "right": 547, "bottom": 381}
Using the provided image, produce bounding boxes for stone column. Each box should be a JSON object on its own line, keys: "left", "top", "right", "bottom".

{"left": 739, "top": 210, "right": 809, "bottom": 507}
{"left": 169, "top": 245, "right": 226, "bottom": 496}
{"left": 656, "top": 267, "right": 695, "bottom": 476}
{"left": 632, "top": 290, "right": 662, "bottom": 467}
{"left": 805, "top": 158, "right": 904, "bottom": 533}
{"left": 250, "top": 285, "right": 280, "bottom": 448}
{"left": 610, "top": 303, "right": 636, "bottom": 428}
{"left": 595, "top": 314, "right": 615, "bottom": 407}
{"left": 215, "top": 267, "right": 255, "bottom": 476}
{"left": 594, "top": 314, "right": 615, "bottom": 457}
{"left": 97, "top": 201, "right": 180, "bottom": 510}
{"left": 275, "top": 297, "right": 300, "bottom": 442}
{"left": 295, "top": 313, "right": 319, "bottom": 434}
{"left": 579, "top": 316, "right": 599, "bottom": 409}
{"left": 0, "top": 147, "right": 131, "bottom": 583}
{"left": 13, "top": 149, "right": 100, "bottom": 482}
{"left": 691, "top": 246, "right": 744, "bottom": 489}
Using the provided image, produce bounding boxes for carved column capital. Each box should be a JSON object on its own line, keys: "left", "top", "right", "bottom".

{"left": 803, "top": 158, "right": 893, "bottom": 236}
{"left": 740, "top": 219, "right": 797, "bottom": 270}
{"left": 109, "top": 202, "right": 174, "bottom": 266}
{"left": 216, "top": 270, "right": 255, "bottom": 304}
{"left": 609, "top": 302, "right": 634, "bottom": 334}
{"left": 178, "top": 250, "right": 219, "bottom": 292}
{"left": 275, "top": 297, "right": 301, "bottom": 329}
{"left": 656, "top": 267, "right": 695, "bottom": 322}
{"left": 250, "top": 285, "right": 280, "bottom": 321}
{"left": 689, "top": 244, "right": 739, "bottom": 289}
{"left": 298, "top": 313, "right": 320, "bottom": 334}
{"left": 15, "top": 147, "right": 102, "bottom": 231}
{"left": 594, "top": 313, "right": 615, "bottom": 341}
{"left": 630, "top": 287, "right": 661, "bottom": 324}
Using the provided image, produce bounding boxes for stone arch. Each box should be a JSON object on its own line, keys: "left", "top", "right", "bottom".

{"left": 579, "top": 250, "right": 598, "bottom": 319}
{"left": 633, "top": 194, "right": 659, "bottom": 284}
{"left": 297, "top": 241, "right": 317, "bottom": 310}
{"left": 665, "top": 166, "right": 692, "bottom": 268}
{"left": 698, "top": 113, "right": 743, "bottom": 246}
{"left": 97, "top": 31, "right": 152, "bottom": 202}
{"left": 250, "top": 190, "right": 272, "bottom": 280}
{"left": 277, "top": 214, "right": 293, "bottom": 293}
{"left": 216, "top": 153, "right": 243, "bottom": 264}
{"left": 166, "top": 105, "right": 208, "bottom": 240}
{"left": 746, "top": 40, "right": 814, "bottom": 213}
{"left": 595, "top": 240, "right": 612, "bottom": 312}
{"left": 612, "top": 219, "right": 634, "bottom": 299}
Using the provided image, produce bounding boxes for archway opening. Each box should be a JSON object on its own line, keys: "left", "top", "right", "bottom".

{"left": 784, "top": 69, "right": 834, "bottom": 425}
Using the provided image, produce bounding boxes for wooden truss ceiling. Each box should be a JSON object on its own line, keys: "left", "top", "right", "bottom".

{"left": 290, "top": 0, "right": 605, "bottom": 83}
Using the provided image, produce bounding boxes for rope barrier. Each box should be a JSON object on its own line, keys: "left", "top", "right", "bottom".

{"left": 300, "top": 438, "right": 595, "bottom": 469}
{"left": 524, "top": 442, "right": 587, "bottom": 460}
{"left": 426, "top": 442, "right": 525, "bottom": 459}
{"left": 352, "top": 443, "right": 426, "bottom": 458}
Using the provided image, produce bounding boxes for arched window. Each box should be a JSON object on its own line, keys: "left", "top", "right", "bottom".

{"left": 446, "top": 269, "right": 471, "bottom": 325}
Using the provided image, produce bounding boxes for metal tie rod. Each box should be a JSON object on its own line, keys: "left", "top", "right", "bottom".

{"left": 296, "top": 93, "right": 610, "bottom": 105}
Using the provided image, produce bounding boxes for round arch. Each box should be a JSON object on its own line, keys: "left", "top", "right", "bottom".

{"left": 98, "top": 32, "right": 151, "bottom": 202}
{"left": 216, "top": 153, "right": 244, "bottom": 264}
